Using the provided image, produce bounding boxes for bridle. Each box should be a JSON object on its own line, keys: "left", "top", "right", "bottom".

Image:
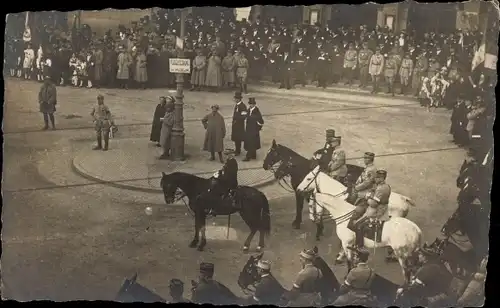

{"left": 164, "top": 182, "right": 194, "bottom": 217}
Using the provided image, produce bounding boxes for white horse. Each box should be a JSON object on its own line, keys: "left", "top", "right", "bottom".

{"left": 297, "top": 165, "right": 422, "bottom": 284}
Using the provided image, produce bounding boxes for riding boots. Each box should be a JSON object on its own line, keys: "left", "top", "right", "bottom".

{"left": 93, "top": 136, "right": 103, "bottom": 150}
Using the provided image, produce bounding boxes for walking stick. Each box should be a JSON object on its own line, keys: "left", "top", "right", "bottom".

{"left": 227, "top": 214, "right": 231, "bottom": 239}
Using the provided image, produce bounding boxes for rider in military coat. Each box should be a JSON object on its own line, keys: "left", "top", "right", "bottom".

{"left": 327, "top": 136, "right": 348, "bottom": 182}
{"left": 283, "top": 249, "right": 323, "bottom": 306}
{"left": 313, "top": 129, "right": 336, "bottom": 172}
{"left": 191, "top": 263, "right": 235, "bottom": 305}
{"left": 348, "top": 152, "right": 377, "bottom": 204}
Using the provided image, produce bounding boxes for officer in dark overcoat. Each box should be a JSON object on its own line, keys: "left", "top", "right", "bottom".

{"left": 243, "top": 98, "right": 264, "bottom": 161}
{"left": 38, "top": 75, "right": 57, "bottom": 130}
{"left": 231, "top": 91, "right": 247, "bottom": 156}
{"left": 191, "top": 262, "right": 235, "bottom": 305}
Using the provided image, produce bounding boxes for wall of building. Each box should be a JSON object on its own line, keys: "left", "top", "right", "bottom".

{"left": 69, "top": 9, "right": 151, "bottom": 36}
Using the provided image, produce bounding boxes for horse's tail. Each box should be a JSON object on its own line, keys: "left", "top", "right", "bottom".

{"left": 260, "top": 194, "right": 271, "bottom": 237}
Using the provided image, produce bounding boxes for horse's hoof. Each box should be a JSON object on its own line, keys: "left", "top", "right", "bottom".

{"left": 197, "top": 246, "right": 204, "bottom": 251}
{"left": 242, "top": 246, "right": 249, "bottom": 253}
{"left": 335, "top": 258, "right": 344, "bottom": 265}
{"left": 189, "top": 242, "right": 198, "bottom": 248}
{"left": 292, "top": 222, "right": 301, "bottom": 230}
{"left": 256, "top": 246, "right": 263, "bottom": 252}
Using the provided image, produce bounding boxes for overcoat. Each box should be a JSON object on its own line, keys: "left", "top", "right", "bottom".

{"left": 205, "top": 55, "right": 223, "bottom": 87}
{"left": 150, "top": 103, "right": 166, "bottom": 142}
{"left": 38, "top": 81, "right": 57, "bottom": 114}
{"left": 117, "top": 52, "right": 131, "bottom": 80}
{"left": 94, "top": 49, "right": 104, "bottom": 81}
{"left": 134, "top": 52, "right": 148, "bottom": 82}
{"left": 221, "top": 55, "right": 236, "bottom": 84}
{"left": 191, "top": 55, "right": 207, "bottom": 86}
{"left": 231, "top": 102, "right": 247, "bottom": 142}
{"left": 244, "top": 107, "right": 264, "bottom": 151}
{"left": 159, "top": 110, "right": 175, "bottom": 148}
{"left": 202, "top": 111, "right": 226, "bottom": 153}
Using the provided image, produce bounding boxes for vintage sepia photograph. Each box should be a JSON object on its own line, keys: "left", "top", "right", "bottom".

{"left": 2, "top": 1, "right": 496, "bottom": 306}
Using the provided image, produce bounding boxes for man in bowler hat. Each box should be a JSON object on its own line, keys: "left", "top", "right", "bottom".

{"left": 243, "top": 97, "right": 264, "bottom": 161}
{"left": 231, "top": 91, "right": 247, "bottom": 156}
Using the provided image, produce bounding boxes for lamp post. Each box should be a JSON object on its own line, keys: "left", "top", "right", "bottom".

{"left": 170, "top": 8, "right": 187, "bottom": 160}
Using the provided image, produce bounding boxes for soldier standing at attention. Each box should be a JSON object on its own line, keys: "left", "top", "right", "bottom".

{"left": 358, "top": 42, "right": 373, "bottom": 88}
{"left": 348, "top": 152, "right": 377, "bottom": 204}
{"left": 235, "top": 48, "right": 249, "bottom": 94}
{"left": 384, "top": 51, "right": 397, "bottom": 96}
{"left": 369, "top": 47, "right": 384, "bottom": 94}
{"left": 399, "top": 53, "right": 414, "bottom": 95}
{"left": 91, "top": 94, "right": 113, "bottom": 151}
{"left": 38, "top": 75, "right": 57, "bottom": 130}
{"left": 283, "top": 249, "right": 323, "bottom": 306}
{"left": 343, "top": 43, "right": 357, "bottom": 86}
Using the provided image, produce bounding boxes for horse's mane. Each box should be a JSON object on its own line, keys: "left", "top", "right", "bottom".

{"left": 277, "top": 144, "right": 308, "bottom": 162}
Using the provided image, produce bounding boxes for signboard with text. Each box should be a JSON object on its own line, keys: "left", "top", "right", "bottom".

{"left": 169, "top": 58, "right": 190, "bottom": 74}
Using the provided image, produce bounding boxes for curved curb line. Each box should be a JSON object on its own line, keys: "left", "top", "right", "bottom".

{"left": 71, "top": 157, "right": 277, "bottom": 194}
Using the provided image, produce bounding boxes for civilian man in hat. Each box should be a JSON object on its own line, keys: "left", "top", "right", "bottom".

{"left": 231, "top": 91, "right": 247, "bottom": 156}
{"left": 91, "top": 94, "right": 113, "bottom": 151}
{"left": 348, "top": 152, "right": 377, "bottom": 204}
{"left": 343, "top": 43, "right": 357, "bottom": 85}
{"left": 313, "top": 129, "right": 336, "bottom": 172}
{"left": 327, "top": 136, "right": 348, "bottom": 182}
{"left": 293, "top": 47, "right": 308, "bottom": 87}
{"left": 368, "top": 47, "right": 384, "bottom": 94}
{"left": 243, "top": 98, "right": 264, "bottom": 162}
{"left": 396, "top": 246, "right": 453, "bottom": 307}
{"left": 191, "top": 262, "right": 235, "bottom": 305}
{"left": 283, "top": 248, "right": 323, "bottom": 306}
{"left": 245, "top": 260, "right": 283, "bottom": 305}
{"left": 38, "top": 75, "right": 57, "bottom": 130}
{"left": 334, "top": 247, "right": 378, "bottom": 306}
{"left": 358, "top": 42, "right": 373, "bottom": 88}
{"left": 348, "top": 170, "right": 391, "bottom": 249}
{"left": 202, "top": 104, "right": 226, "bottom": 163}
{"left": 168, "top": 279, "right": 189, "bottom": 303}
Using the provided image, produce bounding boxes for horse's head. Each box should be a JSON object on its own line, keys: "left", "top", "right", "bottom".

{"left": 263, "top": 139, "right": 283, "bottom": 171}
{"left": 296, "top": 165, "right": 320, "bottom": 193}
{"left": 441, "top": 208, "right": 463, "bottom": 237}
{"left": 161, "top": 172, "right": 178, "bottom": 204}
{"left": 237, "top": 253, "right": 263, "bottom": 290}
{"left": 274, "top": 160, "right": 294, "bottom": 180}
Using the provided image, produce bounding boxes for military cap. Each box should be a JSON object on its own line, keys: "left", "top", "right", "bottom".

{"left": 165, "top": 96, "right": 175, "bottom": 103}
{"left": 364, "top": 152, "right": 375, "bottom": 159}
{"left": 257, "top": 260, "right": 271, "bottom": 270}
{"left": 211, "top": 104, "right": 220, "bottom": 110}
{"left": 200, "top": 262, "right": 214, "bottom": 274}
{"left": 97, "top": 94, "right": 104, "bottom": 100}
{"left": 169, "top": 278, "right": 184, "bottom": 289}
{"left": 326, "top": 129, "right": 336, "bottom": 137}
{"left": 333, "top": 136, "right": 342, "bottom": 142}
{"left": 299, "top": 248, "right": 317, "bottom": 260}
{"left": 248, "top": 97, "right": 257, "bottom": 105}
{"left": 376, "top": 170, "right": 387, "bottom": 177}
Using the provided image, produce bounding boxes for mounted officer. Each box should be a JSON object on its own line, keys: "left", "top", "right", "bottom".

{"left": 191, "top": 262, "right": 236, "bottom": 305}
{"left": 327, "top": 135, "right": 348, "bottom": 183}
{"left": 348, "top": 170, "right": 391, "bottom": 249}
{"left": 312, "top": 129, "right": 336, "bottom": 172}
{"left": 90, "top": 94, "right": 114, "bottom": 151}
{"left": 207, "top": 149, "right": 240, "bottom": 215}
{"left": 334, "top": 247, "right": 378, "bottom": 306}
{"left": 244, "top": 260, "right": 283, "bottom": 305}
{"left": 283, "top": 248, "right": 323, "bottom": 306}
{"left": 347, "top": 152, "right": 377, "bottom": 204}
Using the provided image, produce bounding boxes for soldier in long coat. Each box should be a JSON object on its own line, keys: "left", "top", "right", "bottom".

{"left": 221, "top": 50, "right": 236, "bottom": 88}
{"left": 412, "top": 50, "right": 428, "bottom": 96}
{"left": 343, "top": 43, "right": 357, "bottom": 85}
{"left": 93, "top": 45, "right": 104, "bottom": 87}
{"left": 243, "top": 98, "right": 264, "bottom": 161}
{"left": 190, "top": 49, "right": 207, "bottom": 91}
{"left": 205, "top": 49, "right": 223, "bottom": 91}
{"left": 384, "top": 52, "right": 397, "bottom": 96}
{"left": 399, "top": 53, "right": 414, "bottom": 95}
{"left": 231, "top": 91, "right": 247, "bottom": 155}
{"left": 38, "top": 76, "right": 57, "bottom": 130}
{"left": 358, "top": 42, "right": 373, "bottom": 88}
{"left": 235, "top": 49, "right": 249, "bottom": 94}
{"left": 202, "top": 105, "right": 226, "bottom": 162}
{"left": 159, "top": 97, "right": 175, "bottom": 159}
{"left": 134, "top": 50, "right": 148, "bottom": 89}
{"left": 116, "top": 46, "right": 132, "bottom": 89}
{"left": 368, "top": 47, "right": 384, "bottom": 93}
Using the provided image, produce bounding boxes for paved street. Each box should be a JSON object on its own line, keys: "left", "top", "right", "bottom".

{"left": 2, "top": 77, "right": 465, "bottom": 301}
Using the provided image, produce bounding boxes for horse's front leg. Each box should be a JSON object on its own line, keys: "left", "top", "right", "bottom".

{"left": 315, "top": 220, "right": 324, "bottom": 241}
{"left": 243, "top": 229, "right": 257, "bottom": 252}
{"left": 189, "top": 214, "right": 200, "bottom": 248}
{"left": 292, "top": 192, "right": 304, "bottom": 229}
{"left": 197, "top": 215, "right": 207, "bottom": 251}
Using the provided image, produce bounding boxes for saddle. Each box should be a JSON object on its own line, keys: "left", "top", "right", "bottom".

{"left": 359, "top": 218, "right": 385, "bottom": 243}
